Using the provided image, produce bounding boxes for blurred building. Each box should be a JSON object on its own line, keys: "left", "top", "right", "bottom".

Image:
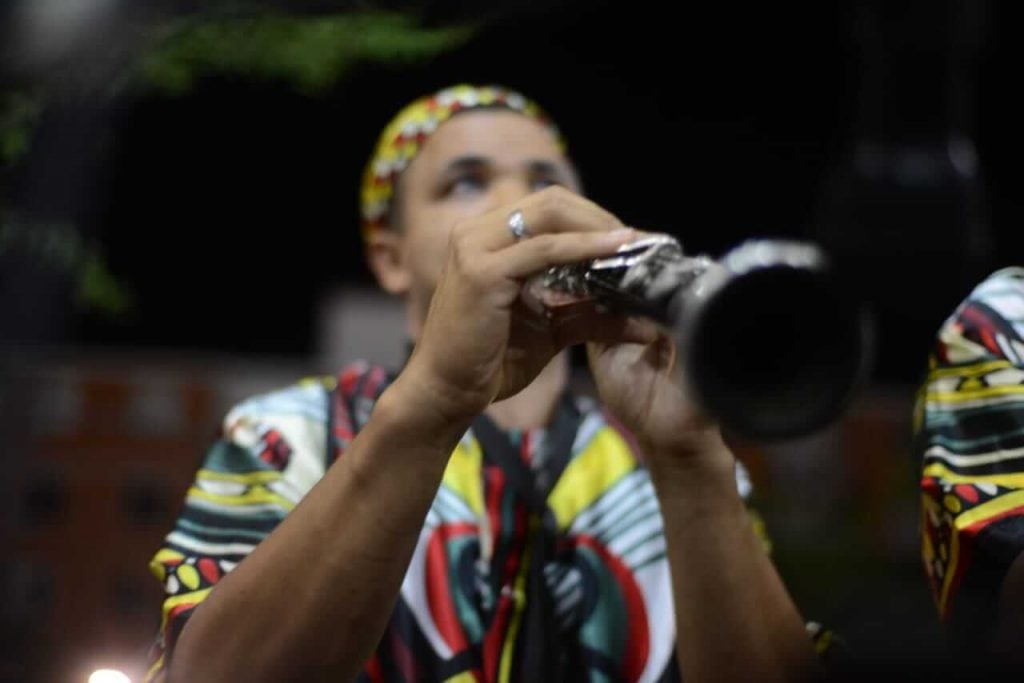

{"left": 0, "top": 350, "right": 303, "bottom": 682}
{"left": 0, "top": 285, "right": 401, "bottom": 682}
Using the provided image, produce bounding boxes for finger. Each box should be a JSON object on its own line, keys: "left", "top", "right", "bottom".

{"left": 462, "top": 186, "right": 626, "bottom": 253}
{"left": 551, "top": 311, "right": 661, "bottom": 349}
{"left": 494, "top": 228, "right": 638, "bottom": 280}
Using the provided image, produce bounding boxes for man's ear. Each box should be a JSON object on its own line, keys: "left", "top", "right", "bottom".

{"left": 365, "top": 228, "right": 411, "bottom": 296}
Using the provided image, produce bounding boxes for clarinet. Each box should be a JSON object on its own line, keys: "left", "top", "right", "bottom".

{"left": 525, "top": 234, "right": 871, "bottom": 440}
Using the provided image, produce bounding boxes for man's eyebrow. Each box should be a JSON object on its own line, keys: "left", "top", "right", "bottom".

{"left": 440, "top": 155, "right": 490, "bottom": 175}
{"left": 527, "top": 159, "right": 572, "bottom": 178}
{"left": 437, "top": 155, "right": 576, "bottom": 186}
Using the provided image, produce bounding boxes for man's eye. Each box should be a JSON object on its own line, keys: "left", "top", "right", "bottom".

{"left": 530, "top": 176, "right": 562, "bottom": 192}
{"left": 447, "top": 175, "right": 486, "bottom": 197}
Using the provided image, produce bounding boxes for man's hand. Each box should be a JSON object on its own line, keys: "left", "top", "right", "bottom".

{"left": 588, "top": 329, "right": 819, "bottom": 683}
{"left": 400, "top": 186, "right": 654, "bottom": 424}
{"left": 586, "top": 330, "right": 727, "bottom": 468}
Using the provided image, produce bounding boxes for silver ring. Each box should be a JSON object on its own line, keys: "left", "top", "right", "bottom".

{"left": 507, "top": 210, "right": 531, "bottom": 241}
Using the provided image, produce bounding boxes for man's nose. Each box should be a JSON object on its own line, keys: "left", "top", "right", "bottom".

{"left": 489, "top": 176, "right": 533, "bottom": 210}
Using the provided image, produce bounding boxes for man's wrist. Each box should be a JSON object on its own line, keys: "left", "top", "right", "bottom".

{"left": 643, "top": 426, "right": 732, "bottom": 474}
{"left": 376, "top": 368, "right": 478, "bottom": 452}
{"left": 642, "top": 428, "right": 743, "bottom": 508}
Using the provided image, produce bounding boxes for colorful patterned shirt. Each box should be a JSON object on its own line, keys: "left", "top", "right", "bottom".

{"left": 916, "top": 267, "right": 1024, "bottom": 642}
{"left": 144, "top": 361, "right": 765, "bottom": 682}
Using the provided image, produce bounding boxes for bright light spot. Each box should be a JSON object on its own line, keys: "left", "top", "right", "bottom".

{"left": 13, "top": 0, "right": 118, "bottom": 67}
{"left": 88, "top": 670, "right": 131, "bottom": 683}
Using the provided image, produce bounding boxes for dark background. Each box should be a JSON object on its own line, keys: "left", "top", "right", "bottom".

{"left": 4, "top": 0, "right": 1022, "bottom": 381}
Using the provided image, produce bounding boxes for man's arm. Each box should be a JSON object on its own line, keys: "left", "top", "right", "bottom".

{"left": 587, "top": 336, "right": 819, "bottom": 683}
{"left": 168, "top": 375, "right": 470, "bottom": 682}
{"left": 167, "top": 188, "right": 647, "bottom": 681}
{"left": 646, "top": 433, "right": 819, "bottom": 683}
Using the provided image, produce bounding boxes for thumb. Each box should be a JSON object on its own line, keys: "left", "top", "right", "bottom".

{"left": 554, "top": 311, "right": 661, "bottom": 348}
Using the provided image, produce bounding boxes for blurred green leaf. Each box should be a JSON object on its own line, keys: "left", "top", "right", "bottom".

{"left": 76, "top": 246, "right": 137, "bottom": 318}
{"left": 139, "top": 12, "right": 477, "bottom": 96}
{"left": 4, "top": 10, "right": 472, "bottom": 319}
{"left": 0, "top": 215, "right": 136, "bottom": 319}
{"left": 0, "top": 91, "right": 42, "bottom": 165}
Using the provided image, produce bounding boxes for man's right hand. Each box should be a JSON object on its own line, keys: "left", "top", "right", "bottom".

{"left": 396, "top": 186, "right": 656, "bottom": 424}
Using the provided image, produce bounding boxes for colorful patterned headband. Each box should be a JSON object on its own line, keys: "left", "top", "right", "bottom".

{"left": 359, "top": 83, "right": 565, "bottom": 242}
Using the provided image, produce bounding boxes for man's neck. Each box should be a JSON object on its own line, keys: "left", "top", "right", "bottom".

{"left": 486, "top": 353, "right": 570, "bottom": 431}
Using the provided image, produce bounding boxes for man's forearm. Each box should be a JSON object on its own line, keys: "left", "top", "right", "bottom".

{"left": 169, "top": 377, "right": 472, "bottom": 682}
{"left": 647, "top": 436, "right": 818, "bottom": 683}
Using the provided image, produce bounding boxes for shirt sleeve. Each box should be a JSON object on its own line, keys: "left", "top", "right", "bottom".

{"left": 142, "top": 374, "right": 338, "bottom": 681}
{"left": 915, "top": 267, "right": 1024, "bottom": 641}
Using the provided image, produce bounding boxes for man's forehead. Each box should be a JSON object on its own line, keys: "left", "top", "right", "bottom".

{"left": 360, "top": 85, "right": 566, "bottom": 240}
{"left": 416, "top": 109, "right": 566, "bottom": 168}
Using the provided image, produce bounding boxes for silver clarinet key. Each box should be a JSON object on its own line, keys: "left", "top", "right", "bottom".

{"left": 528, "top": 233, "right": 713, "bottom": 324}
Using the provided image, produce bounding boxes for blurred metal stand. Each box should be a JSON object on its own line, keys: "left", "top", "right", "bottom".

{"left": 811, "top": 0, "right": 992, "bottom": 383}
